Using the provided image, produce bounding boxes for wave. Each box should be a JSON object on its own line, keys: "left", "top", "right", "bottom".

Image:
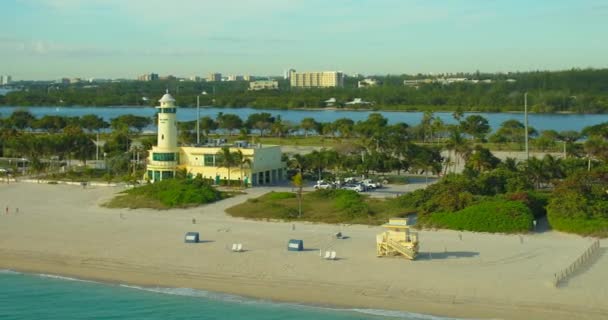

{"left": 0, "top": 269, "right": 21, "bottom": 275}
{"left": 118, "top": 285, "right": 465, "bottom": 319}
{"left": 350, "top": 308, "right": 471, "bottom": 320}
{"left": 36, "top": 273, "right": 96, "bottom": 283}
{"left": 3, "top": 270, "right": 463, "bottom": 320}
{"left": 118, "top": 285, "right": 260, "bottom": 305}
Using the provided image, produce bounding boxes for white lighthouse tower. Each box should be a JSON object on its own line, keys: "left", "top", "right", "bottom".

{"left": 146, "top": 91, "right": 179, "bottom": 182}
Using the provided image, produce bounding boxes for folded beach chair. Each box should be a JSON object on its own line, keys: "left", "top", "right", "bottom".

{"left": 236, "top": 244, "right": 243, "bottom": 252}
{"left": 324, "top": 251, "right": 331, "bottom": 259}
{"left": 231, "top": 244, "right": 238, "bottom": 252}
{"left": 330, "top": 251, "right": 337, "bottom": 260}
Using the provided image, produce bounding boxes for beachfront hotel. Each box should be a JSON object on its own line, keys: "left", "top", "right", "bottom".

{"left": 289, "top": 70, "right": 344, "bottom": 88}
{"left": 146, "top": 92, "right": 286, "bottom": 185}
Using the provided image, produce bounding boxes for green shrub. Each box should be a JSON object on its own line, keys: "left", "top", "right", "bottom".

{"left": 546, "top": 169, "right": 608, "bottom": 237}
{"left": 105, "top": 177, "right": 224, "bottom": 209}
{"left": 266, "top": 191, "right": 296, "bottom": 200}
{"left": 420, "top": 199, "right": 533, "bottom": 233}
{"left": 333, "top": 190, "right": 369, "bottom": 218}
{"left": 505, "top": 191, "right": 549, "bottom": 218}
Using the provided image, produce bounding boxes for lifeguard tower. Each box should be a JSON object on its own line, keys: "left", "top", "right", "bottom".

{"left": 376, "top": 218, "right": 419, "bottom": 260}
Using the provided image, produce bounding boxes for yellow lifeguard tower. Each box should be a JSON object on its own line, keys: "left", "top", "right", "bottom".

{"left": 376, "top": 218, "right": 419, "bottom": 260}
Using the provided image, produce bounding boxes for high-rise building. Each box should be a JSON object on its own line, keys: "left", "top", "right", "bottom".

{"left": 208, "top": 73, "right": 222, "bottom": 82}
{"left": 0, "top": 75, "right": 12, "bottom": 86}
{"left": 284, "top": 68, "right": 295, "bottom": 80}
{"left": 289, "top": 70, "right": 344, "bottom": 88}
{"left": 138, "top": 73, "right": 159, "bottom": 81}
{"left": 1, "top": 75, "right": 12, "bottom": 85}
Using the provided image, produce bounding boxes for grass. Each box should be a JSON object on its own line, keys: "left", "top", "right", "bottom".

{"left": 226, "top": 190, "right": 405, "bottom": 225}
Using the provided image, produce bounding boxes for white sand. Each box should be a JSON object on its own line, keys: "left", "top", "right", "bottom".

{"left": 0, "top": 182, "right": 606, "bottom": 320}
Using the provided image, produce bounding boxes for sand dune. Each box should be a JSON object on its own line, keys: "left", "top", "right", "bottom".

{"left": 0, "top": 183, "right": 606, "bottom": 320}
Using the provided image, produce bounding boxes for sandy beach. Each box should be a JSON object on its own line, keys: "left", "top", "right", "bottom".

{"left": 0, "top": 183, "right": 606, "bottom": 320}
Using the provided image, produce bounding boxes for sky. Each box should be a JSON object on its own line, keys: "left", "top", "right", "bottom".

{"left": 0, "top": 0, "right": 607, "bottom": 80}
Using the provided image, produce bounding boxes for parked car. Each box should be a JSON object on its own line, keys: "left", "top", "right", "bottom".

{"left": 361, "top": 179, "right": 381, "bottom": 189}
{"left": 314, "top": 181, "right": 335, "bottom": 189}
{"left": 342, "top": 183, "right": 364, "bottom": 192}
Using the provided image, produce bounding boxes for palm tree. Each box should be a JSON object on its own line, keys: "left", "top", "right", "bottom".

{"left": 216, "top": 147, "right": 237, "bottom": 186}
{"left": 233, "top": 150, "right": 252, "bottom": 188}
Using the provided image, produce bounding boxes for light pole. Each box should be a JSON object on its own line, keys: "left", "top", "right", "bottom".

{"left": 197, "top": 91, "right": 208, "bottom": 145}
{"left": 196, "top": 95, "right": 200, "bottom": 145}
{"left": 524, "top": 92, "right": 529, "bottom": 161}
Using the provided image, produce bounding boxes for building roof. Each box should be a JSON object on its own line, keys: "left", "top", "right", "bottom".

{"left": 158, "top": 90, "right": 176, "bottom": 103}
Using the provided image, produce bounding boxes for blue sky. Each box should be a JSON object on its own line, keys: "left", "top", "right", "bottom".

{"left": 1, "top": 0, "right": 607, "bottom": 80}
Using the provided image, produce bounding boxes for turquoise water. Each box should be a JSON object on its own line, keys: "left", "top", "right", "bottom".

{"left": 0, "top": 270, "right": 458, "bottom": 320}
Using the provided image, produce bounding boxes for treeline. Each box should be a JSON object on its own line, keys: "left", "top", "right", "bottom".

{"left": 2, "top": 68, "right": 608, "bottom": 113}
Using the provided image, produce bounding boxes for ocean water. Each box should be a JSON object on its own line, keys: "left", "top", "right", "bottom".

{"left": 0, "top": 270, "right": 460, "bottom": 320}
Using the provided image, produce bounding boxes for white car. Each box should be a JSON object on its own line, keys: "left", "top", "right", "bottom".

{"left": 314, "top": 181, "right": 334, "bottom": 189}
{"left": 361, "top": 179, "right": 381, "bottom": 189}
{"left": 342, "top": 183, "right": 364, "bottom": 192}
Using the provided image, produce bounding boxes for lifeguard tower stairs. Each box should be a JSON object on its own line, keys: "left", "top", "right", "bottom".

{"left": 376, "top": 218, "right": 419, "bottom": 260}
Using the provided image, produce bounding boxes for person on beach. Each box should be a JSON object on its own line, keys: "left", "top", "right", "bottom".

{"left": 5, "top": 206, "right": 8, "bottom": 215}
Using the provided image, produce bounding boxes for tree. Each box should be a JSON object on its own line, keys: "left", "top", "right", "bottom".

{"left": 8, "top": 110, "right": 36, "bottom": 130}
{"left": 233, "top": 150, "right": 252, "bottom": 187}
{"left": 460, "top": 115, "right": 490, "bottom": 141}
{"left": 110, "top": 114, "right": 151, "bottom": 133}
{"left": 300, "top": 117, "right": 318, "bottom": 137}
{"left": 216, "top": 147, "right": 238, "bottom": 185}
{"left": 292, "top": 172, "right": 303, "bottom": 217}
{"left": 217, "top": 113, "right": 243, "bottom": 136}
{"left": 246, "top": 112, "right": 274, "bottom": 136}
{"left": 199, "top": 116, "right": 218, "bottom": 137}
{"left": 80, "top": 114, "right": 108, "bottom": 133}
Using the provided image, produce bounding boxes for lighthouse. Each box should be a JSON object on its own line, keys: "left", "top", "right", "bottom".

{"left": 146, "top": 91, "right": 179, "bottom": 182}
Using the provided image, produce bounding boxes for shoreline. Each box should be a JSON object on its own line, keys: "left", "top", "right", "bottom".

{"left": 1, "top": 183, "right": 607, "bottom": 320}
{"left": 0, "top": 105, "right": 603, "bottom": 115}
{"left": 1, "top": 259, "right": 598, "bottom": 320}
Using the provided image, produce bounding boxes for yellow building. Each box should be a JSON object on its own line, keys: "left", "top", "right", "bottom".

{"left": 146, "top": 92, "right": 286, "bottom": 185}
{"left": 289, "top": 70, "right": 344, "bottom": 88}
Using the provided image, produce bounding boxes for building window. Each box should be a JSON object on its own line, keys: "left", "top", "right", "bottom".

{"left": 161, "top": 134, "right": 164, "bottom": 140}
{"left": 204, "top": 154, "right": 215, "bottom": 166}
{"left": 153, "top": 152, "right": 176, "bottom": 161}
{"left": 161, "top": 171, "right": 173, "bottom": 179}
{"left": 158, "top": 108, "right": 176, "bottom": 114}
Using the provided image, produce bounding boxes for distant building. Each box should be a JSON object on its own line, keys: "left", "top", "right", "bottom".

{"left": 284, "top": 68, "right": 295, "bottom": 80}
{"left": 208, "top": 73, "right": 222, "bottom": 82}
{"left": 70, "top": 78, "right": 82, "bottom": 84}
{"left": 159, "top": 75, "right": 177, "bottom": 81}
{"left": 145, "top": 91, "right": 285, "bottom": 185}
{"left": 358, "top": 78, "right": 378, "bottom": 88}
{"left": 249, "top": 80, "right": 279, "bottom": 91}
{"left": 0, "top": 75, "right": 12, "bottom": 85}
{"left": 227, "top": 75, "right": 244, "bottom": 81}
{"left": 190, "top": 76, "right": 201, "bottom": 82}
{"left": 403, "top": 79, "right": 435, "bottom": 87}
{"left": 289, "top": 70, "right": 344, "bottom": 88}
{"left": 59, "top": 78, "right": 70, "bottom": 85}
{"left": 243, "top": 75, "right": 253, "bottom": 81}
{"left": 138, "top": 73, "right": 159, "bottom": 81}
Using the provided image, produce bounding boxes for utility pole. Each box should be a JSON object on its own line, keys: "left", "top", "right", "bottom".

{"left": 524, "top": 92, "right": 529, "bottom": 161}
{"left": 196, "top": 95, "right": 200, "bottom": 145}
